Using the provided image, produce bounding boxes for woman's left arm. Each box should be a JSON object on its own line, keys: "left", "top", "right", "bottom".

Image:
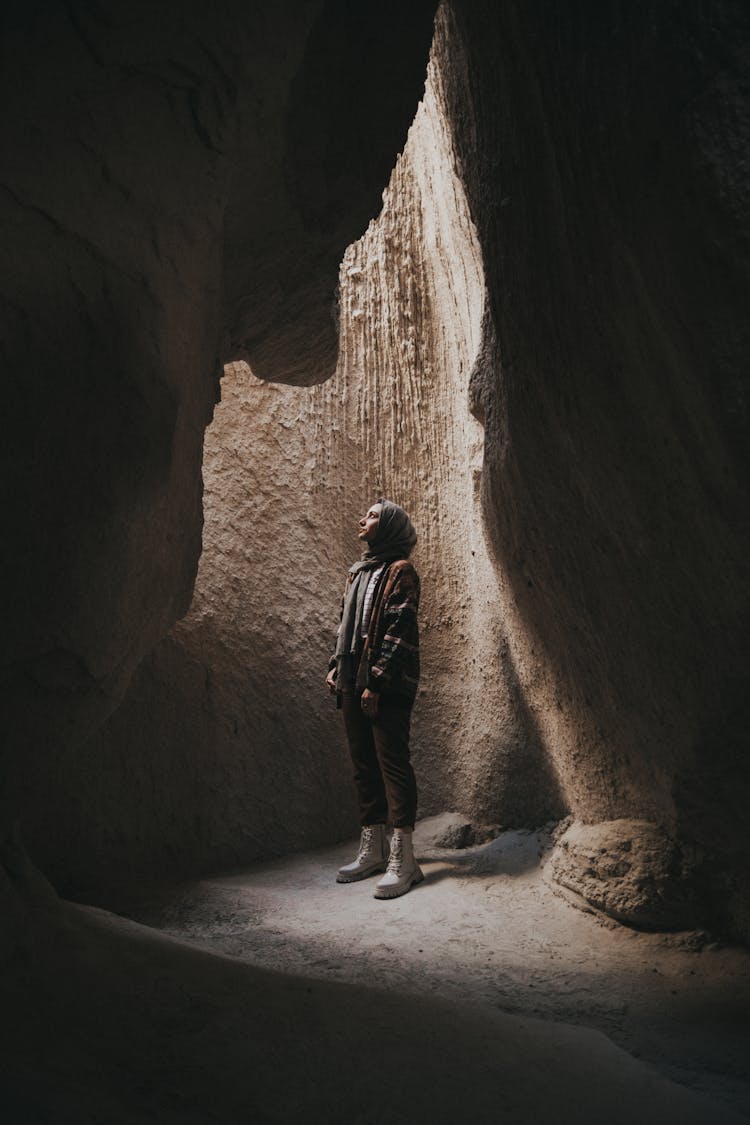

{"left": 366, "top": 564, "right": 420, "bottom": 692}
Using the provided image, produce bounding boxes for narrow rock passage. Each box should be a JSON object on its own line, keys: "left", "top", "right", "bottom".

{"left": 97, "top": 818, "right": 750, "bottom": 1120}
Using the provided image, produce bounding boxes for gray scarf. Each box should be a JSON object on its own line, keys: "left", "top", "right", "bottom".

{"left": 334, "top": 499, "right": 417, "bottom": 687}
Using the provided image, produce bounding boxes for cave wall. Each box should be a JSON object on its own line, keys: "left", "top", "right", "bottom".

{"left": 26, "top": 43, "right": 565, "bottom": 892}
{"left": 3, "top": 0, "right": 748, "bottom": 938}
{"left": 437, "top": 0, "right": 750, "bottom": 934}
{"left": 22, "top": 368, "right": 359, "bottom": 887}
{"left": 0, "top": 0, "right": 435, "bottom": 769}
{"left": 0, "top": 0, "right": 436, "bottom": 930}
{"left": 332, "top": 66, "right": 565, "bottom": 831}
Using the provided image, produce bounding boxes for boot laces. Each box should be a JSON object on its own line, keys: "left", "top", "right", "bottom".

{"left": 387, "top": 831, "right": 404, "bottom": 875}
{"left": 357, "top": 826, "right": 377, "bottom": 861}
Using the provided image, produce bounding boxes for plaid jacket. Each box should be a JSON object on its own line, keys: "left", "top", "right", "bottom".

{"left": 332, "top": 559, "right": 420, "bottom": 706}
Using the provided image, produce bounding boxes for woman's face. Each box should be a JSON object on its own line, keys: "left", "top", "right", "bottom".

{"left": 358, "top": 503, "right": 382, "bottom": 543}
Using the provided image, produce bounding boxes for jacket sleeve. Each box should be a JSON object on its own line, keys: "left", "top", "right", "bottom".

{"left": 367, "top": 565, "right": 420, "bottom": 692}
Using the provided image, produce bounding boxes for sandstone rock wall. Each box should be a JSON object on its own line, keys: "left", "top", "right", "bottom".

{"left": 0, "top": 0, "right": 435, "bottom": 788}
{"left": 23, "top": 370, "right": 360, "bottom": 886}
{"left": 4, "top": 0, "right": 748, "bottom": 940}
{"left": 332, "top": 67, "right": 565, "bottom": 829}
{"left": 0, "top": 0, "right": 436, "bottom": 908}
{"left": 27, "top": 37, "right": 565, "bottom": 891}
{"left": 438, "top": 0, "right": 750, "bottom": 935}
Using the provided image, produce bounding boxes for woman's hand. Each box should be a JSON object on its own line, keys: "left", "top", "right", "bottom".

{"left": 325, "top": 669, "right": 337, "bottom": 694}
{"left": 361, "top": 688, "right": 380, "bottom": 717}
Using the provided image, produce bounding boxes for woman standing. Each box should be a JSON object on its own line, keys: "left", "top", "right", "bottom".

{"left": 326, "top": 499, "right": 423, "bottom": 899}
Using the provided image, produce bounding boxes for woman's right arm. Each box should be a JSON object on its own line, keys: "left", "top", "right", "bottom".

{"left": 325, "top": 588, "right": 345, "bottom": 692}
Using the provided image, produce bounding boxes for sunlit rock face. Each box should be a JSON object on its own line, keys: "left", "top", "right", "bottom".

{"left": 27, "top": 38, "right": 565, "bottom": 890}
{"left": 0, "top": 0, "right": 436, "bottom": 833}
{"left": 438, "top": 1, "right": 750, "bottom": 935}
{"left": 331, "top": 57, "right": 565, "bottom": 831}
{"left": 24, "top": 369, "right": 362, "bottom": 885}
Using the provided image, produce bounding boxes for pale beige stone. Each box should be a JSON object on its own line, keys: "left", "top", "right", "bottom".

{"left": 548, "top": 819, "right": 699, "bottom": 930}
{"left": 25, "top": 40, "right": 563, "bottom": 888}
{"left": 7, "top": 2, "right": 750, "bottom": 944}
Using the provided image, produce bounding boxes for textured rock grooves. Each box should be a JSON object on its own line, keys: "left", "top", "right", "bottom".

{"left": 0, "top": 0, "right": 436, "bottom": 794}
{"left": 27, "top": 26, "right": 565, "bottom": 893}
{"left": 3, "top": 0, "right": 750, "bottom": 946}
{"left": 0, "top": 0, "right": 437, "bottom": 925}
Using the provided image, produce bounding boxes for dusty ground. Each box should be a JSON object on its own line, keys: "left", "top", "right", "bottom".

{"left": 2, "top": 817, "right": 748, "bottom": 1123}
{"left": 68, "top": 816, "right": 749, "bottom": 1123}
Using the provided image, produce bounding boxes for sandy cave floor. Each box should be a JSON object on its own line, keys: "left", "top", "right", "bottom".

{"left": 4, "top": 819, "right": 750, "bottom": 1124}
{"left": 93, "top": 820, "right": 750, "bottom": 1118}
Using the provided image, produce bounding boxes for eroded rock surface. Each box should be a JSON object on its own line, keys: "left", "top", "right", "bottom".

{"left": 26, "top": 39, "right": 565, "bottom": 889}
{"left": 437, "top": 1, "right": 750, "bottom": 935}
{"left": 1, "top": 0, "right": 436, "bottom": 895}
{"left": 0, "top": 0, "right": 435, "bottom": 782}
{"left": 3, "top": 1, "right": 750, "bottom": 943}
{"left": 548, "top": 819, "right": 700, "bottom": 931}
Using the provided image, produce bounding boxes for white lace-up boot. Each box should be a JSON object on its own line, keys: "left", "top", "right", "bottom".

{"left": 373, "top": 827, "right": 424, "bottom": 899}
{"left": 336, "top": 824, "right": 390, "bottom": 883}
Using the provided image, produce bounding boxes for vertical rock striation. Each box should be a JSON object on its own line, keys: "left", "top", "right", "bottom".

{"left": 26, "top": 32, "right": 566, "bottom": 890}
{"left": 333, "top": 61, "right": 565, "bottom": 829}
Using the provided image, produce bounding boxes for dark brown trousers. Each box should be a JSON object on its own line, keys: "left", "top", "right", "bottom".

{"left": 341, "top": 691, "right": 418, "bottom": 829}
